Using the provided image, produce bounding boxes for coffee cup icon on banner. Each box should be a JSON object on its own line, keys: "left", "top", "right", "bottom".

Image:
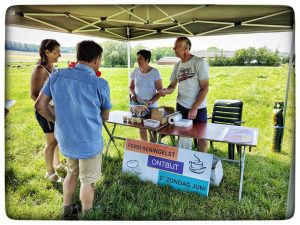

{"left": 189, "top": 154, "right": 206, "bottom": 174}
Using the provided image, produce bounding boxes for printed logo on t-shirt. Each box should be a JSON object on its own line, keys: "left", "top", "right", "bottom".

{"left": 177, "top": 68, "right": 195, "bottom": 83}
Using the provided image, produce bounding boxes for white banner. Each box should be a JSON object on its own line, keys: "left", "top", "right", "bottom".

{"left": 122, "top": 139, "right": 213, "bottom": 196}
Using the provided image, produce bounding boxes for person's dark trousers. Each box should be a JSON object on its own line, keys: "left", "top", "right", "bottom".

{"left": 176, "top": 103, "right": 207, "bottom": 149}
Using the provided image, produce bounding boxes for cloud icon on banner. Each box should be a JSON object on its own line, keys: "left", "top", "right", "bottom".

{"left": 126, "top": 160, "right": 142, "bottom": 175}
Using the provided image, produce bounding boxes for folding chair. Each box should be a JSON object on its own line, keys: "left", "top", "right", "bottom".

{"left": 209, "top": 99, "right": 244, "bottom": 160}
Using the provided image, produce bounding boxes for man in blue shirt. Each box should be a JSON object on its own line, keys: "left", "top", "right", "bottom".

{"left": 35, "top": 40, "right": 111, "bottom": 219}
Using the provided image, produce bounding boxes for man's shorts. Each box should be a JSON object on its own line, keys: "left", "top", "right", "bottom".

{"left": 66, "top": 153, "right": 102, "bottom": 184}
{"left": 35, "top": 110, "right": 55, "bottom": 133}
{"left": 176, "top": 103, "right": 207, "bottom": 123}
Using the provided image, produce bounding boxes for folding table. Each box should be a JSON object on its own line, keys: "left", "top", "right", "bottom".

{"left": 157, "top": 122, "right": 258, "bottom": 201}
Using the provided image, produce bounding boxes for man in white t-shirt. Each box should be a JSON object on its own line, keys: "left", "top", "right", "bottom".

{"left": 159, "top": 37, "right": 209, "bottom": 152}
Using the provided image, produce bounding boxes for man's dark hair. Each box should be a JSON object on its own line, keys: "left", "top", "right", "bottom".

{"left": 137, "top": 49, "right": 151, "bottom": 62}
{"left": 177, "top": 37, "right": 192, "bottom": 51}
{"left": 77, "top": 40, "right": 103, "bottom": 63}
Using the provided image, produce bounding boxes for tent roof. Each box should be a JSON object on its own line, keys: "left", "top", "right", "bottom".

{"left": 6, "top": 5, "right": 294, "bottom": 41}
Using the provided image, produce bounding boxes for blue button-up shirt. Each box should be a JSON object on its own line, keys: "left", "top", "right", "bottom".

{"left": 42, "top": 63, "right": 111, "bottom": 159}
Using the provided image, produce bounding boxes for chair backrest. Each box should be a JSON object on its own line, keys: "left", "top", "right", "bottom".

{"left": 212, "top": 100, "right": 243, "bottom": 125}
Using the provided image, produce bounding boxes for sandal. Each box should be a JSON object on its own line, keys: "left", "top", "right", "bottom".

{"left": 45, "top": 172, "right": 64, "bottom": 183}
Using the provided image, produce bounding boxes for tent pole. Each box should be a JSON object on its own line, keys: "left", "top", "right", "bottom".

{"left": 127, "top": 41, "right": 131, "bottom": 100}
{"left": 283, "top": 29, "right": 295, "bottom": 129}
{"left": 284, "top": 28, "right": 295, "bottom": 219}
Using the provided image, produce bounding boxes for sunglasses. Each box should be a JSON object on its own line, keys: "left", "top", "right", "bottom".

{"left": 44, "top": 39, "right": 53, "bottom": 49}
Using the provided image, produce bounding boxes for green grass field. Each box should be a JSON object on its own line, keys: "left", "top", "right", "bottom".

{"left": 5, "top": 59, "right": 295, "bottom": 220}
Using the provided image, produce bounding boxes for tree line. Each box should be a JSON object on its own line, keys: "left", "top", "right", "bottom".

{"left": 5, "top": 41, "right": 76, "bottom": 53}
{"left": 100, "top": 42, "right": 288, "bottom": 67}
{"left": 208, "top": 47, "right": 289, "bottom": 66}
{"left": 99, "top": 41, "right": 175, "bottom": 67}
{"left": 6, "top": 40, "right": 289, "bottom": 67}
{"left": 5, "top": 40, "right": 174, "bottom": 67}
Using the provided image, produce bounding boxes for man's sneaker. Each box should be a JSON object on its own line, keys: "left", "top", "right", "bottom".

{"left": 60, "top": 204, "right": 82, "bottom": 220}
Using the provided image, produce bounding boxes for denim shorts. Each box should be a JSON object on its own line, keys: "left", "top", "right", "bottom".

{"left": 34, "top": 110, "right": 55, "bottom": 133}
{"left": 176, "top": 103, "right": 207, "bottom": 123}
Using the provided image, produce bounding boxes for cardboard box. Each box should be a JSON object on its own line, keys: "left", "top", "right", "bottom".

{"left": 151, "top": 106, "right": 175, "bottom": 124}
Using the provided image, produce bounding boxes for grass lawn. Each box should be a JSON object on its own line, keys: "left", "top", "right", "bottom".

{"left": 5, "top": 61, "right": 295, "bottom": 220}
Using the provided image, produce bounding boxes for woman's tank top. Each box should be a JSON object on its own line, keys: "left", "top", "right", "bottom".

{"left": 40, "top": 65, "right": 54, "bottom": 107}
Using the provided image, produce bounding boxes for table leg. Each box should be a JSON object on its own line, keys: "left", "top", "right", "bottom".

{"left": 157, "top": 133, "right": 162, "bottom": 144}
{"left": 170, "top": 135, "right": 177, "bottom": 146}
{"left": 153, "top": 131, "right": 157, "bottom": 143}
{"left": 228, "top": 143, "right": 235, "bottom": 160}
{"left": 148, "top": 131, "right": 157, "bottom": 143}
{"left": 238, "top": 145, "right": 247, "bottom": 201}
{"left": 103, "top": 123, "right": 121, "bottom": 159}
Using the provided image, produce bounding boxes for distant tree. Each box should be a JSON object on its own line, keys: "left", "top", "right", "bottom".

{"left": 163, "top": 47, "right": 175, "bottom": 57}
{"left": 281, "top": 55, "right": 290, "bottom": 64}
{"left": 231, "top": 46, "right": 280, "bottom": 66}
{"left": 5, "top": 41, "right": 39, "bottom": 52}
{"left": 151, "top": 47, "right": 175, "bottom": 61}
{"left": 266, "top": 51, "right": 281, "bottom": 66}
{"left": 101, "top": 40, "right": 128, "bottom": 67}
{"left": 256, "top": 47, "right": 268, "bottom": 65}
{"left": 208, "top": 53, "right": 233, "bottom": 66}
{"left": 245, "top": 47, "right": 257, "bottom": 64}
{"left": 256, "top": 47, "right": 280, "bottom": 66}
{"left": 206, "top": 47, "right": 219, "bottom": 52}
{"left": 232, "top": 47, "right": 257, "bottom": 65}
{"left": 97, "top": 41, "right": 175, "bottom": 67}
{"left": 233, "top": 48, "right": 248, "bottom": 65}
{"left": 208, "top": 46, "right": 281, "bottom": 67}
{"left": 28, "top": 44, "right": 38, "bottom": 52}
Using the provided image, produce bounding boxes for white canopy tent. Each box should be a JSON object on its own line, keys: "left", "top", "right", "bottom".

{"left": 5, "top": 4, "right": 295, "bottom": 215}
{"left": 6, "top": 5, "right": 294, "bottom": 40}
